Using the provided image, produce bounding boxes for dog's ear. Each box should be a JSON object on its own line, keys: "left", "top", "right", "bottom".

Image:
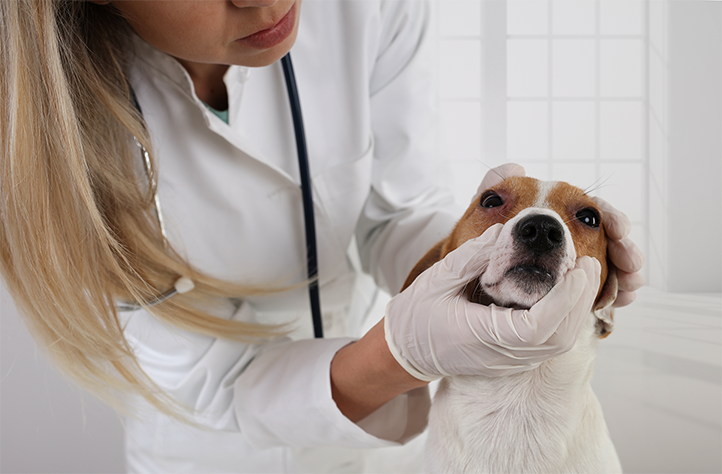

{"left": 400, "top": 239, "right": 447, "bottom": 292}
{"left": 593, "top": 261, "right": 618, "bottom": 338}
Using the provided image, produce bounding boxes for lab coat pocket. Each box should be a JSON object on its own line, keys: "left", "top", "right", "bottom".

{"left": 312, "top": 136, "right": 374, "bottom": 251}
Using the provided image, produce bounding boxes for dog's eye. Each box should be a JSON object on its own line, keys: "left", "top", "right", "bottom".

{"left": 576, "top": 208, "right": 600, "bottom": 228}
{"left": 481, "top": 192, "right": 504, "bottom": 208}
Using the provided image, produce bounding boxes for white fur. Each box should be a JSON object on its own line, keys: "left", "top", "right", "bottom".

{"left": 534, "top": 180, "right": 558, "bottom": 208}
{"left": 426, "top": 315, "right": 622, "bottom": 473}
{"left": 425, "top": 206, "right": 622, "bottom": 474}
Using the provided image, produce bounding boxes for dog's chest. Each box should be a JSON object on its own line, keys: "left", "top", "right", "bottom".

{"left": 425, "top": 320, "right": 613, "bottom": 474}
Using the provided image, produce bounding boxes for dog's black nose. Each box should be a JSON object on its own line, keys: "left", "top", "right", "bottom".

{"left": 514, "top": 215, "right": 564, "bottom": 254}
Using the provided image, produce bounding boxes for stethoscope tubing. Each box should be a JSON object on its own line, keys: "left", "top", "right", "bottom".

{"left": 281, "top": 53, "right": 324, "bottom": 339}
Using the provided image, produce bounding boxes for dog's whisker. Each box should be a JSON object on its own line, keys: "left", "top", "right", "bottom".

{"left": 583, "top": 175, "right": 613, "bottom": 196}
{"left": 586, "top": 183, "right": 613, "bottom": 196}
{"left": 504, "top": 209, "right": 521, "bottom": 221}
{"left": 583, "top": 176, "right": 606, "bottom": 195}
{"left": 477, "top": 161, "right": 508, "bottom": 182}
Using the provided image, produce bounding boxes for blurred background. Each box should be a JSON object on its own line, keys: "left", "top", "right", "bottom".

{"left": 2, "top": 1, "right": 720, "bottom": 472}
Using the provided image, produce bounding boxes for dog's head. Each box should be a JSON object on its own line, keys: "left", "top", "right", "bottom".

{"left": 403, "top": 176, "right": 618, "bottom": 337}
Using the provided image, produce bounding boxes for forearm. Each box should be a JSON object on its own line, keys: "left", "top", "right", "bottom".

{"left": 330, "top": 319, "right": 428, "bottom": 422}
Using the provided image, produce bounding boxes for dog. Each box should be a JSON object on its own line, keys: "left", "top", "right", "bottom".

{"left": 402, "top": 176, "right": 622, "bottom": 474}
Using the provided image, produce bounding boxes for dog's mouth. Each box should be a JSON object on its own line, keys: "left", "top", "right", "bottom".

{"left": 505, "top": 264, "right": 555, "bottom": 287}
{"left": 465, "top": 263, "right": 559, "bottom": 310}
{"left": 464, "top": 278, "right": 497, "bottom": 307}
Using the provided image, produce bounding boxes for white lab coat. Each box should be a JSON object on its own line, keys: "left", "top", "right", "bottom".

{"left": 121, "top": 1, "right": 460, "bottom": 472}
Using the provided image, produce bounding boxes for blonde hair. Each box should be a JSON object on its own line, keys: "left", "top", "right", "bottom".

{"left": 0, "top": 0, "right": 281, "bottom": 419}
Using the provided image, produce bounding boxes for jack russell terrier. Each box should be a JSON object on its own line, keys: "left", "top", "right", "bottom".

{"left": 402, "top": 176, "right": 622, "bottom": 474}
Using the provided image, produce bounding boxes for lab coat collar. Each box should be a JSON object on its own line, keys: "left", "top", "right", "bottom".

{"left": 130, "top": 34, "right": 251, "bottom": 110}
{"left": 130, "top": 35, "right": 299, "bottom": 186}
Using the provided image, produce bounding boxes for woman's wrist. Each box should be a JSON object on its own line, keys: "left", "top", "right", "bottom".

{"left": 330, "top": 318, "right": 429, "bottom": 423}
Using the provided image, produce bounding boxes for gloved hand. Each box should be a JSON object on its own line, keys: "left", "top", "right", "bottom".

{"left": 476, "top": 163, "right": 645, "bottom": 307}
{"left": 384, "top": 223, "right": 601, "bottom": 381}
{"left": 591, "top": 196, "right": 645, "bottom": 307}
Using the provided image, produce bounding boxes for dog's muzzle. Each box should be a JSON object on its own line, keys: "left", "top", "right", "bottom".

{"left": 481, "top": 208, "right": 577, "bottom": 308}
{"left": 506, "top": 214, "right": 568, "bottom": 297}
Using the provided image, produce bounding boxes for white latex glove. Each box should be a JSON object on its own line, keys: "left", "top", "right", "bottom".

{"left": 592, "top": 196, "right": 645, "bottom": 307}
{"left": 384, "top": 224, "right": 601, "bottom": 381}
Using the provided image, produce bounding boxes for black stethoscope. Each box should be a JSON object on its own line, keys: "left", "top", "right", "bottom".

{"left": 119, "top": 53, "right": 324, "bottom": 339}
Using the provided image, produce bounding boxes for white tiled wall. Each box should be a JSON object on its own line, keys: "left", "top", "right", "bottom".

{"left": 647, "top": 0, "right": 669, "bottom": 290}
{"left": 645, "top": 0, "right": 722, "bottom": 293}
{"left": 435, "top": 0, "right": 649, "bottom": 279}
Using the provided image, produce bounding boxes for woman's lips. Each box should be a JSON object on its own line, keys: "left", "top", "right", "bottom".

{"left": 236, "top": 4, "right": 296, "bottom": 50}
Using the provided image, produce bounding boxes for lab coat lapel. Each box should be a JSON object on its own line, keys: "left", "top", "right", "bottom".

{"left": 133, "top": 36, "right": 303, "bottom": 187}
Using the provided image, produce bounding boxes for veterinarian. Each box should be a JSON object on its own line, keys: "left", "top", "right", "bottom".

{"left": 0, "top": 1, "right": 645, "bottom": 472}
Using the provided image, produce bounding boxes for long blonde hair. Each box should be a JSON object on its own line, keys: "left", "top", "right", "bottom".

{"left": 0, "top": 0, "right": 280, "bottom": 419}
